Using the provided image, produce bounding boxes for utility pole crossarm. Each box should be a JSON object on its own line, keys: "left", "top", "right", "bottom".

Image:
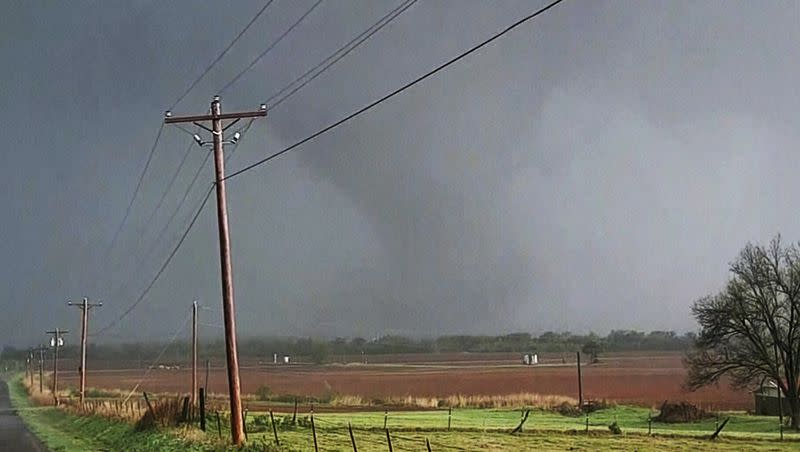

{"left": 164, "top": 108, "right": 266, "bottom": 124}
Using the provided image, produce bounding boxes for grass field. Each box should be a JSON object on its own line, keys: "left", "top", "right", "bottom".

{"left": 227, "top": 404, "right": 800, "bottom": 451}
{"left": 251, "top": 429, "right": 796, "bottom": 452}
{"left": 13, "top": 372, "right": 800, "bottom": 451}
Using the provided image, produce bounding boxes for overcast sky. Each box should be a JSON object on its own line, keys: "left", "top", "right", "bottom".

{"left": 2, "top": 0, "right": 800, "bottom": 346}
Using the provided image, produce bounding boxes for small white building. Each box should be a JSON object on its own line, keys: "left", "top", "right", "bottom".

{"left": 522, "top": 353, "right": 539, "bottom": 365}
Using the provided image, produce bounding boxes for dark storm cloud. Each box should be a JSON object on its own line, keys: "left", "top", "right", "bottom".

{"left": 2, "top": 0, "right": 800, "bottom": 345}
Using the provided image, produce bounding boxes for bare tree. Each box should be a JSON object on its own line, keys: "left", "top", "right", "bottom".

{"left": 686, "top": 236, "right": 800, "bottom": 428}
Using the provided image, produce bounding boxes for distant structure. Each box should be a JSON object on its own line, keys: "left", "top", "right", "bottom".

{"left": 753, "top": 381, "right": 790, "bottom": 416}
{"left": 283, "top": 355, "right": 291, "bottom": 364}
{"left": 522, "top": 353, "right": 539, "bottom": 365}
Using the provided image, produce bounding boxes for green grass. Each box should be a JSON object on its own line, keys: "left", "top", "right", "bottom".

{"left": 238, "top": 407, "right": 800, "bottom": 451}
{"left": 9, "top": 373, "right": 800, "bottom": 451}
{"left": 7, "top": 377, "right": 216, "bottom": 452}
{"left": 265, "top": 406, "right": 799, "bottom": 438}
{"left": 252, "top": 428, "right": 798, "bottom": 452}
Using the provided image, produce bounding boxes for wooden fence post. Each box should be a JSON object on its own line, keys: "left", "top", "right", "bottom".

{"left": 216, "top": 411, "right": 222, "bottom": 439}
{"left": 348, "top": 421, "right": 357, "bottom": 452}
{"left": 292, "top": 398, "right": 297, "bottom": 423}
{"left": 447, "top": 407, "right": 452, "bottom": 431}
{"left": 243, "top": 409, "right": 248, "bottom": 441}
{"left": 199, "top": 388, "right": 206, "bottom": 431}
{"left": 270, "top": 410, "right": 279, "bottom": 446}
{"left": 384, "top": 410, "right": 388, "bottom": 429}
{"left": 510, "top": 410, "right": 530, "bottom": 434}
{"left": 709, "top": 417, "right": 730, "bottom": 440}
{"left": 181, "top": 396, "right": 190, "bottom": 422}
{"left": 311, "top": 411, "right": 319, "bottom": 452}
{"left": 385, "top": 428, "right": 393, "bottom": 452}
{"left": 143, "top": 392, "right": 155, "bottom": 418}
{"left": 426, "top": 438, "right": 432, "bottom": 452}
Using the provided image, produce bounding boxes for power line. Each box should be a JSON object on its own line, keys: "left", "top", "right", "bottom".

{"left": 219, "top": 0, "right": 324, "bottom": 94}
{"left": 102, "top": 123, "right": 165, "bottom": 263}
{"left": 225, "top": 0, "right": 565, "bottom": 181}
{"left": 100, "top": 119, "right": 256, "bottom": 331}
{"left": 110, "top": 120, "right": 255, "bottom": 304}
{"left": 142, "top": 151, "right": 213, "bottom": 268}
{"left": 105, "top": 148, "right": 211, "bottom": 306}
{"left": 93, "top": 184, "right": 215, "bottom": 336}
{"left": 140, "top": 137, "right": 196, "bottom": 239}
{"left": 267, "top": 0, "right": 417, "bottom": 109}
{"left": 224, "top": 118, "right": 256, "bottom": 164}
{"left": 120, "top": 313, "right": 192, "bottom": 404}
{"left": 170, "top": 0, "right": 277, "bottom": 109}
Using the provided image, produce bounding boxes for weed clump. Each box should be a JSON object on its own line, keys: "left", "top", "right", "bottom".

{"left": 255, "top": 385, "right": 272, "bottom": 401}
{"left": 653, "top": 401, "right": 714, "bottom": 423}
{"left": 582, "top": 399, "right": 616, "bottom": 413}
{"left": 134, "top": 397, "right": 184, "bottom": 431}
{"left": 554, "top": 401, "right": 582, "bottom": 417}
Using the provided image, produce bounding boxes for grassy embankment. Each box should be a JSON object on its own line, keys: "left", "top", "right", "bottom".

{"left": 7, "top": 376, "right": 221, "bottom": 451}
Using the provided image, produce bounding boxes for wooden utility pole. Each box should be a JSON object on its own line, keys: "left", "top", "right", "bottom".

{"left": 576, "top": 351, "right": 583, "bottom": 408}
{"left": 165, "top": 96, "right": 266, "bottom": 445}
{"left": 192, "top": 301, "right": 198, "bottom": 410}
{"left": 37, "top": 346, "right": 45, "bottom": 393}
{"left": 68, "top": 298, "right": 102, "bottom": 406}
{"left": 46, "top": 328, "right": 68, "bottom": 405}
{"left": 27, "top": 350, "right": 33, "bottom": 388}
{"left": 205, "top": 359, "right": 210, "bottom": 392}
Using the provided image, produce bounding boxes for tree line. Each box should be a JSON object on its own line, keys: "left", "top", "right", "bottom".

{"left": 2, "top": 329, "right": 694, "bottom": 364}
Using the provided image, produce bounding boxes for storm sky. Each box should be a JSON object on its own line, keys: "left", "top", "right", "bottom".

{"left": 3, "top": 0, "right": 800, "bottom": 346}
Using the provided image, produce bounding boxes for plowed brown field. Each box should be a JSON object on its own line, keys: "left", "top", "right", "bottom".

{"left": 58, "top": 351, "right": 751, "bottom": 410}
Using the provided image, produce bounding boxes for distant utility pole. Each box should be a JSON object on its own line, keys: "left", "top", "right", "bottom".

{"left": 26, "top": 349, "right": 33, "bottom": 388}
{"left": 165, "top": 96, "right": 266, "bottom": 446}
{"left": 46, "top": 328, "right": 68, "bottom": 405}
{"left": 576, "top": 351, "right": 583, "bottom": 408}
{"left": 36, "top": 346, "right": 46, "bottom": 394}
{"left": 68, "top": 298, "right": 102, "bottom": 406}
{"left": 192, "top": 301, "right": 198, "bottom": 410}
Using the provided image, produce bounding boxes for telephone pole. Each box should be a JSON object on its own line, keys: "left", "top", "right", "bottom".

{"left": 26, "top": 350, "right": 33, "bottom": 388}
{"left": 36, "top": 346, "right": 46, "bottom": 393}
{"left": 46, "top": 329, "right": 68, "bottom": 405}
{"left": 68, "top": 298, "right": 102, "bottom": 406}
{"left": 192, "top": 301, "right": 198, "bottom": 410}
{"left": 165, "top": 96, "right": 266, "bottom": 445}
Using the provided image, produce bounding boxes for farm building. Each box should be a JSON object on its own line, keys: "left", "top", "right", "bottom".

{"left": 270, "top": 353, "right": 291, "bottom": 364}
{"left": 753, "top": 381, "right": 793, "bottom": 416}
{"left": 522, "top": 353, "right": 538, "bottom": 365}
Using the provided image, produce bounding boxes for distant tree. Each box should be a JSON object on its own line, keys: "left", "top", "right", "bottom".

{"left": 582, "top": 340, "right": 602, "bottom": 363}
{"left": 686, "top": 236, "right": 800, "bottom": 429}
{"left": 308, "top": 341, "right": 330, "bottom": 365}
